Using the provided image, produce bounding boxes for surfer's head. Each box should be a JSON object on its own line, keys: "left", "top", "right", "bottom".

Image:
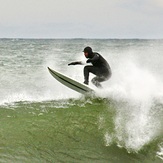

{"left": 83, "top": 47, "right": 93, "bottom": 58}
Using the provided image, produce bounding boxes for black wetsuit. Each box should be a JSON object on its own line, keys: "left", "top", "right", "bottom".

{"left": 84, "top": 52, "right": 111, "bottom": 87}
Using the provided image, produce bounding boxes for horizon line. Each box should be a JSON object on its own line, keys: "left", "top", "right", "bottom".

{"left": 0, "top": 37, "right": 163, "bottom": 40}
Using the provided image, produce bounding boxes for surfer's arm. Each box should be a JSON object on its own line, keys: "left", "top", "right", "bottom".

{"left": 68, "top": 61, "right": 83, "bottom": 66}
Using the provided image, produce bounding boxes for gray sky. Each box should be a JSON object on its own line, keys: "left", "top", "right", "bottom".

{"left": 0, "top": 0, "right": 163, "bottom": 38}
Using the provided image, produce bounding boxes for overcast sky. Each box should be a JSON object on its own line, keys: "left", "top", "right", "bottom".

{"left": 0, "top": 0, "right": 163, "bottom": 38}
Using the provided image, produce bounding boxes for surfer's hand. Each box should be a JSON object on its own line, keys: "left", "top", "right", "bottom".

{"left": 68, "top": 62, "right": 73, "bottom": 66}
{"left": 68, "top": 62, "right": 76, "bottom": 66}
{"left": 68, "top": 61, "right": 83, "bottom": 66}
{"left": 86, "top": 59, "right": 91, "bottom": 63}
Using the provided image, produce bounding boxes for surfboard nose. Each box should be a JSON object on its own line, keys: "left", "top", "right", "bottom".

{"left": 47, "top": 67, "right": 95, "bottom": 95}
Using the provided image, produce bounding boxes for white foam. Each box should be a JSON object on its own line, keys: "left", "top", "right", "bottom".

{"left": 99, "top": 57, "right": 163, "bottom": 151}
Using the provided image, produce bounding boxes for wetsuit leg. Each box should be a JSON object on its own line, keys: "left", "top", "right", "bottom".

{"left": 91, "top": 76, "right": 105, "bottom": 88}
{"left": 84, "top": 66, "right": 99, "bottom": 84}
{"left": 92, "top": 68, "right": 111, "bottom": 86}
{"left": 84, "top": 66, "right": 111, "bottom": 87}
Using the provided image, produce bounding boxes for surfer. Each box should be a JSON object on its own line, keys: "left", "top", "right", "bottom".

{"left": 68, "top": 47, "right": 111, "bottom": 88}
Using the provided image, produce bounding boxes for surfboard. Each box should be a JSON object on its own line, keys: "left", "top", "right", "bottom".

{"left": 48, "top": 67, "right": 94, "bottom": 94}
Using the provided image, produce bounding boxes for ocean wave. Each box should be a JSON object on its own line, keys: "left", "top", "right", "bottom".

{"left": 0, "top": 98, "right": 162, "bottom": 162}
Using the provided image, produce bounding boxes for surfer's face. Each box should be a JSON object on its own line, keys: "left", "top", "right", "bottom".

{"left": 84, "top": 52, "right": 89, "bottom": 58}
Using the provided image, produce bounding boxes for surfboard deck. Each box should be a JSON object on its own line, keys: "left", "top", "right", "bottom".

{"left": 48, "top": 67, "right": 95, "bottom": 94}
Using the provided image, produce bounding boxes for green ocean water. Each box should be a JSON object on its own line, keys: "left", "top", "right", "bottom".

{"left": 0, "top": 98, "right": 162, "bottom": 163}
{"left": 0, "top": 39, "right": 163, "bottom": 162}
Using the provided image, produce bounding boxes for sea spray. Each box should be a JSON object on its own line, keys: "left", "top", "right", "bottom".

{"left": 97, "top": 59, "right": 163, "bottom": 152}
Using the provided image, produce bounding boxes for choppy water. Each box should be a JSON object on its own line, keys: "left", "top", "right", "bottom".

{"left": 0, "top": 39, "right": 163, "bottom": 162}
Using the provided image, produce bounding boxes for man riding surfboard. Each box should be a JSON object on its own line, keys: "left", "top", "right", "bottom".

{"left": 68, "top": 46, "right": 112, "bottom": 88}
